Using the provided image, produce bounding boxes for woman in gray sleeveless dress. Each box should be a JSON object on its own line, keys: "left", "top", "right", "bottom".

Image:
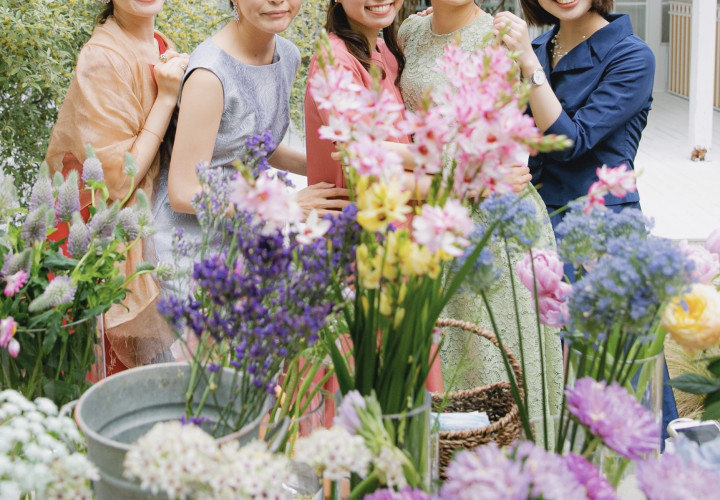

{"left": 398, "top": 1, "right": 563, "bottom": 422}
{"left": 153, "top": 0, "right": 347, "bottom": 269}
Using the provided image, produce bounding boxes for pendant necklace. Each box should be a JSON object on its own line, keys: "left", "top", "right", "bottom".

{"left": 551, "top": 33, "right": 586, "bottom": 61}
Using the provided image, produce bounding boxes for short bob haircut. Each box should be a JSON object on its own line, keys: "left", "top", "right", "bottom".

{"left": 520, "top": 0, "right": 614, "bottom": 27}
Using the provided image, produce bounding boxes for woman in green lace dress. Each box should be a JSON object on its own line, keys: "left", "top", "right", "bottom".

{"left": 399, "top": 0, "right": 563, "bottom": 422}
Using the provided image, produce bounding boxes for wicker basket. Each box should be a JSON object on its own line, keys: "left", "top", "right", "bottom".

{"left": 432, "top": 318, "right": 524, "bottom": 478}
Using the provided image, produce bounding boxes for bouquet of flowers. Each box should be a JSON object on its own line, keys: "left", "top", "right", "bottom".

{"left": 158, "top": 132, "right": 345, "bottom": 436}
{"left": 0, "top": 148, "right": 155, "bottom": 404}
{"left": 307, "top": 31, "right": 569, "bottom": 426}
{"left": 0, "top": 389, "right": 98, "bottom": 499}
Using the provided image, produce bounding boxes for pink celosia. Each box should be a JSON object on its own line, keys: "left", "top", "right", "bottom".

{"left": 3, "top": 269, "right": 28, "bottom": 297}
{"left": 679, "top": 240, "right": 720, "bottom": 284}
{"left": 412, "top": 200, "right": 473, "bottom": 257}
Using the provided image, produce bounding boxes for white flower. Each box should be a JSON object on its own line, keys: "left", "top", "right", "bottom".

{"left": 295, "top": 210, "right": 331, "bottom": 245}
{"left": 294, "top": 426, "right": 372, "bottom": 480}
{"left": 373, "top": 445, "right": 408, "bottom": 490}
{"left": 33, "top": 398, "right": 57, "bottom": 416}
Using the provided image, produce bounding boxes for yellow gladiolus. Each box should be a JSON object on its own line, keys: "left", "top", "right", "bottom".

{"left": 661, "top": 284, "right": 720, "bottom": 352}
{"left": 357, "top": 244, "right": 381, "bottom": 289}
{"left": 399, "top": 242, "right": 432, "bottom": 277}
{"left": 356, "top": 182, "right": 411, "bottom": 233}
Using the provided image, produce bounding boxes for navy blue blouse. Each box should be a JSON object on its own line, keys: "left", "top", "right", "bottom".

{"left": 528, "top": 14, "right": 655, "bottom": 207}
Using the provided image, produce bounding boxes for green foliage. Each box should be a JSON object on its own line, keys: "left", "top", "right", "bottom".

{"left": 284, "top": 0, "right": 326, "bottom": 137}
{"left": 0, "top": 0, "right": 96, "bottom": 201}
{"left": 0, "top": 0, "right": 224, "bottom": 204}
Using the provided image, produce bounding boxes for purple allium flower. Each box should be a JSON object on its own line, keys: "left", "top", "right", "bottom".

{"left": 480, "top": 192, "right": 540, "bottom": 247}
{"left": 28, "top": 275, "right": 77, "bottom": 312}
{"left": 564, "top": 453, "right": 617, "bottom": 500}
{"left": 364, "top": 487, "right": 436, "bottom": 500}
{"left": 566, "top": 377, "right": 659, "bottom": 460}
{"left": 335, "top": 390, "right": 366, "bottom": 435}
{"left": 55, "top": 171, "right": 81, "bottom": 223}
{"left": 440, "top": 442, "right": 531, "bottom": 500}
{"left": 29, "top": 175, "right": 54, "bottom": 213}
{"left": 67, "top": 212, "right": 91, "bottom": 258}
{"left": 636, "top": 452, "right": 720, "bottom": 500}
{"left": 81, "top": 156, "right": 104, "bottom": 183}
{"left": 556, "top": 201, "right": 650, "bottom": 268}
{"left": 3, "top": 270, "right": 28, "bottom": 297}
{"left": 21, "top": 205, "right": 50, "bottom": 244}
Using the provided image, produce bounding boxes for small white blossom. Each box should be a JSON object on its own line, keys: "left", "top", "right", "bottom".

{"left": 294, "top": 426, "right": 372, "bottom": 480}
{"left": 373, "top": 445, "right": 408, "bottom": 490}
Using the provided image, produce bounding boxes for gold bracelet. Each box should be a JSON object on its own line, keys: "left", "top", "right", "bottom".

{"left": 143, "top": 128, "right": 164, "bottom": 143}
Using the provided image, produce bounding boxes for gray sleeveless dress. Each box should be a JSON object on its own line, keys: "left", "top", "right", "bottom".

{"left": 399, "top": 13, "right": 563, "bottom": 422}
{"left": 152, "top": 35, "right": 300, "bottom": 266}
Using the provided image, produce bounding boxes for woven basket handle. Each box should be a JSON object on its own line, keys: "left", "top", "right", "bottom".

{"left": 436, "top": 317, "right": 525, "bottom": 399}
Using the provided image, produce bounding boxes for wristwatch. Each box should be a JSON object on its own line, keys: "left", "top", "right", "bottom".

{"left": 526, "top": 67, "right": 546, "bottom": 87}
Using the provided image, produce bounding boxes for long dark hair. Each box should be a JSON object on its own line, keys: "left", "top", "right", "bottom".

{"left": 325, "top": 2, "right": 404, "bottom": 85}
{"left": 97, "top": 2, "right": 114, "bottom": 24}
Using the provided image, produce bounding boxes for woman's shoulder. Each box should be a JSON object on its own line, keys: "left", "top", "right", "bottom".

{"left": 399, "top": 13, "right": 429, "bottom": 43}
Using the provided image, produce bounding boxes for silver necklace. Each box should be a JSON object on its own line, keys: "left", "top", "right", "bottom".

{"left": 551, "top": 33, "right": 586, "bottom": 61}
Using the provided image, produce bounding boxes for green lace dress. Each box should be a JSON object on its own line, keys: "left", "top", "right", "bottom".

{"left": 399, "top": 12, "right": 563, "bottom": 421}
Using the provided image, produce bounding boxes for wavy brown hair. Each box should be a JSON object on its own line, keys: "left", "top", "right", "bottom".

{"left": 520, "top": 0, "right": 613, "bottom": 27}
{"left": 325, "top": 1, "right": 405, "bottom": 85}
{"left": 97, "top": 1, "right": 114, "bottom": 24}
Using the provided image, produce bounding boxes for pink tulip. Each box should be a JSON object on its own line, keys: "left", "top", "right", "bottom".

{"left": 516, "top": 249, "right": 566, "bottom": 297}
{"left": 680, "top": 241, "right": 720, "bottom": 284}
{"left": 706, "top": 227, "right": 720, "bottom": 257}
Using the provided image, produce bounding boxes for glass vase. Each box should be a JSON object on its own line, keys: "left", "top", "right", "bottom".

{"left": 2, "top": 315, "right": 104, "bottom": 406}
{"left": 381, "top": 391, "right": 439, "bottom": 491}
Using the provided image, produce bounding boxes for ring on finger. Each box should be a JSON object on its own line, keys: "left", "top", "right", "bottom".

{"left": 159, "top": 53, "right": 168, "bottom": 63}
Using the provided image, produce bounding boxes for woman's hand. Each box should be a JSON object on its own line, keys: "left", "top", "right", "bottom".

{"left": 493, "top": 11, "right": 538, "bottom": 77}
{"left": 154, "top": 50, "right": 190, "bottom": 106}
{"left": 297, "top": 182, "right": 349, "bottom": 218}
{"left": 505, "top": 164, "right": 532, "bottom": 194}
{"left": 416, "top": 6, "right": 433, "bottom": 17}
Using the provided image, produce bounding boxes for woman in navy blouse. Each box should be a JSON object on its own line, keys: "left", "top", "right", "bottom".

{"left": 494, "top": 0, "right": 675, "bottom": 446}
{"left": 494, "top": 0, "right": 654, "bottom": 224}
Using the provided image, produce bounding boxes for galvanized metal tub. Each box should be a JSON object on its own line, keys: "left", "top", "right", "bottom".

{"left": 75, "top": 362, "right": 271, "bottom": 499}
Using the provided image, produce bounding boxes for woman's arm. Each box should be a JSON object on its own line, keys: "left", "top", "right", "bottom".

{"left": 493, "top": 11, "right": 562, "bottom": 132}
{"left": 167, "top": 69, "right": 224, "bottom": 214}
{"left": 269, "top": 144, "right": 306, "bottom": 176}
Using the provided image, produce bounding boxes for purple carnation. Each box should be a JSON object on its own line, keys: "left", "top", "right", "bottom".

{"left": 566, "top": 377, "right": 659, "bottom": 460}
{"left": 441, "top": 442, "right": 530, "bottom": 500}
{"left": 364, "top": 487, "right": 436, "bottom": 500}
{"left": 564, "top": 453, "right": 617, "bottom": 500}
{"left": 636, "top": 452, "right": 720, "bottom": 500}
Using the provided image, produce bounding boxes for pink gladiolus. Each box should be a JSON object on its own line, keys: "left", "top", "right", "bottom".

{"left": 296, "top": 210, "right": 331, "bottom": 245}
{"left": 0, "top": 316, "right": 18, "bottom": 348}
{"left": 680, "top": 241, "right": 720, "bottom": 284}
{"left": 595, "top": 164, "right": 637, "bottom": 198}
{"left": 412, "top": 200, "right": 473, "bottom": 257}
{"left": 706, "top": 227, "right": 720, "bottom": 257}
{"left": 7, "top": 338, "right": 19, "bottom": 358}
{"left": 584, "top": 182, "right": 606, "bottom": 214}
{"left": 229, "top": 171, "right": 302, "bottom": 233}
{"left": 516, "top": 249, "right": 565, "bottom": 296}
{"left": 3, "top": 269, "right": 28, "bottom": 297}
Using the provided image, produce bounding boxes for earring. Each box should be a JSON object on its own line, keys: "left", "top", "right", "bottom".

{"left": 232, "top": 2, "right": 240, "bottom": 22}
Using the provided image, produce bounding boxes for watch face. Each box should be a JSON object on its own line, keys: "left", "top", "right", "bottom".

{"left": 532, "top": 68, "right": 546, "bottom": 85}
